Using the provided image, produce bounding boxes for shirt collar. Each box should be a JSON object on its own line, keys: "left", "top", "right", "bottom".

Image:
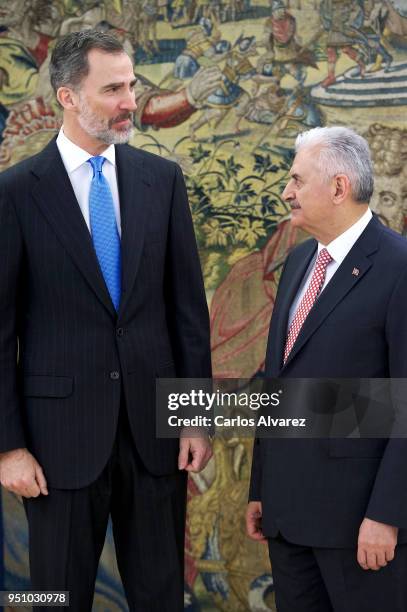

{"left": 56, "top": 127, "right": 116, "bottom": 173}
{"left": 318, "top": 208, "right": 373, "bottom": 264}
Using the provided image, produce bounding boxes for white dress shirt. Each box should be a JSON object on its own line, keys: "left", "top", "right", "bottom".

{"left": 288, "top": 208, "right": 373, "bottom": 328}
{"left": 56, "top": 127, "right": 121, "bottom": 237}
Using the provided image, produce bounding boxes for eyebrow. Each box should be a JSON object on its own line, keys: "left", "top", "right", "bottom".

{"left": 290, "top": 172, "right": 302, "bottom": 180}
{"left": 101, "top": 78, "right": 138, "bottom": 91}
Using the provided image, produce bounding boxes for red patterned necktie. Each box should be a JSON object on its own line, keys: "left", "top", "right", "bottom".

{"left": 283, "top": 248, "right": 333, "bottom": 364}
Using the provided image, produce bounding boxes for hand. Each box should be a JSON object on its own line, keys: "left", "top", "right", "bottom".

{"left": 246, "top": 501, "right": 267, "bottom": 543}
{"left": 0, "top": 448, "right": 48, "bottom": 498}
{"left": 186, "top": 66, "right": 223, "bottom": 106}
{"left": 357, "top": 517, "right": 398, "bottom": 570}
{"left": 178, "top": 432, "right": 212, "bottom": 472}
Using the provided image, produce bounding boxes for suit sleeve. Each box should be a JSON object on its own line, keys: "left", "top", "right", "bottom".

{"left": 0, "top": 179, "right": 26, "bottom": 453}
{"left": 248, "top": 438, "right": 262, "bottom": 501}
{"left": 365, "top": 267, "right": 407, "bottom": 528}
{"left": 164, "top": 163, "right": 212, "bottom": 379}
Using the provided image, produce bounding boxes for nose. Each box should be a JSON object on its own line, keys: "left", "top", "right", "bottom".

{"left": 282, "top": 179, "right": 294, "bottom": 201}
{"left": 120, "top": 89, "right": 137, "bottom": 112}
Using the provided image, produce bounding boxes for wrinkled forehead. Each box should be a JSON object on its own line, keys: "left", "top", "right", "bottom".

{"left": 290, "top": 146, "right": 322, "bottom": 177}
{"left": 84, "top": 49, "right": 135, "bottom": 85}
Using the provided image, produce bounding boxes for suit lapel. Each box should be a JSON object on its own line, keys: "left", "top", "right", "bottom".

{"left": 30, "top": 138, "right": 116, "bottom": 317}
{"left": 116, "top": 144, "right": 151, "bottom": 317}
{"left": 281, "top": 217, "right": 381, "bottom": 371}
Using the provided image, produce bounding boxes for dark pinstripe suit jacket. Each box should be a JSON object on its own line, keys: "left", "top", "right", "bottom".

{"left": 0, "top": 138, "right": 211, "bottom": 489}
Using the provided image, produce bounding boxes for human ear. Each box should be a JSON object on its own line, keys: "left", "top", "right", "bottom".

{"left": 56, "top": 86, "right": 79, "bottom": 111}
{"left": 332, "top": 174, "right": 350, "bottom": 204}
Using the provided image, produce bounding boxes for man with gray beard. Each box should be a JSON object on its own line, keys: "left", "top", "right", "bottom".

{"left": 0, "top": 30, "right": 212, "bottom": 611}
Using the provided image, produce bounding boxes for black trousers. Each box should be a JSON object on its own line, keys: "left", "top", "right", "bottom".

{"left": 269, "top": 533, "right": 407, "bottom": 612}
{"left": 24, "top": 408, "right": 187, "bottom": 612}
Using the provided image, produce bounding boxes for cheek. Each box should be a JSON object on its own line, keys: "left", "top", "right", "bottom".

{"left": 102, "top": 101, "right": 117, "bottom": 114}
{"left": 297, "top": 190, "right": 311, "bottom": 210}
{"left": 92, "top": 97, "right": 117, "bottom": 115}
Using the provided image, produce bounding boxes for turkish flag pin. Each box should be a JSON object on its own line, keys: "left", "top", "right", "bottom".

{"left": 352, "top": 268, "right": 360, "bottom": 276}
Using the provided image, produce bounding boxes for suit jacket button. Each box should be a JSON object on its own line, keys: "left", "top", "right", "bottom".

{"left": 116, "top": 327, "right": 124, "bottom": 337}
{"left": 110, "top": 371, "right": 120, "bottom": 380}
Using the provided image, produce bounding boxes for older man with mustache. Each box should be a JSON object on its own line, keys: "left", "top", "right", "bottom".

{"left": 247, "top": 126, "right": 407, "bottom": 612}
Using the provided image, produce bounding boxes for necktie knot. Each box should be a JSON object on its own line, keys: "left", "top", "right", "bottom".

{"left": 88, "top": 156, "right": 106, "bottom": 176}
{"left": 316, "top": 248, "right": 333, "bottom": 269}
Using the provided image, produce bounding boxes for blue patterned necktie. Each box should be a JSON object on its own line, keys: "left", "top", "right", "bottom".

{"left": 88, "top": 156, "right": 121, "bottom": 312}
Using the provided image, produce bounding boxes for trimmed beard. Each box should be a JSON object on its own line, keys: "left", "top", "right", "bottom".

{"left": 77, "top": 93, "right": 134, "bottom": 145}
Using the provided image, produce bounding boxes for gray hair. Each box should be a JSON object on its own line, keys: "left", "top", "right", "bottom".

{"left": 295, "top": 126, "right": 374, "bottom": 203}
{"left": 49, "top": 30, "right": 125, "bottom": 94}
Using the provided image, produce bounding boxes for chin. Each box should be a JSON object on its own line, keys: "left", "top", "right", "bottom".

{"left": 99, "top": 127, "right": 134, "bottom": 145}
{"left": 112, "top": 130, "right": 133, "bottom": 145}
{"left": 289, "top": 211, "right": 303, "bottom": 228}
